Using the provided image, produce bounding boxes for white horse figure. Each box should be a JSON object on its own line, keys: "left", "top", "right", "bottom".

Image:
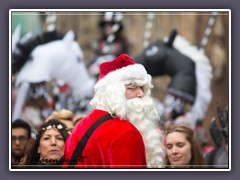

{"left": 12, "top": 30, "right": 95, "bottom": 122}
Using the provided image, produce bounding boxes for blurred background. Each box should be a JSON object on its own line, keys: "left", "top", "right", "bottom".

{"left": 11, "top": 10, "right": 229, "bottom": 150}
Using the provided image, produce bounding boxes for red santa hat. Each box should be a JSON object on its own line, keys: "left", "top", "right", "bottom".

{"left": 94, "top": 54, "right": 151, "bottom": 91}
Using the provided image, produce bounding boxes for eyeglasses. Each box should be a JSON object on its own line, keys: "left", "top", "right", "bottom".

{"left": 12, "top": 136, "right": 28, "bottom": 143}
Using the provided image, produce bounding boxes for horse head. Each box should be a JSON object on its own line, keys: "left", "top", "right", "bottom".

{"left": 15, "top": 30, "right": 95, "bottom": 100}
{"left": 135, "top": 30, "right": 197, "bottom": 104}
{"left": 135, "top": 30, "right": 212, "bottom": 127}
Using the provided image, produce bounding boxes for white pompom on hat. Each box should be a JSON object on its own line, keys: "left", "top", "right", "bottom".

{"left": 94, "top": 54, "right": 151, "bottom": 91}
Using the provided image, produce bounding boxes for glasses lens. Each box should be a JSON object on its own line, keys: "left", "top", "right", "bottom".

{"left": 12, "top": 136, "right": 27, "bottom": 142}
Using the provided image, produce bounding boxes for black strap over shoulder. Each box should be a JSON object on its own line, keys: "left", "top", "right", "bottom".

{"left": 67, "top": 113, "right": 113, "bottom": 168}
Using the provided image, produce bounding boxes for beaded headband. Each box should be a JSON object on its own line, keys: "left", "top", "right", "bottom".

{"left": 41, "top": 124, "right": 71, "bottom": 134}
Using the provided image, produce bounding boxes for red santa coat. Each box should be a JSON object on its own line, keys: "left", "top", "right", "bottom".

{"left": 62, "top": 109, "right": 146, "bottom": 168}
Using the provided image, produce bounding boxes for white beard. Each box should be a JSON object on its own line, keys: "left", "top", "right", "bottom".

{"left": 125, "top": 96, "right": 164, "bottom": 168}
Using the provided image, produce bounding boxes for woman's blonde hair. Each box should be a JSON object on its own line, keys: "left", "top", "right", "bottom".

{"left": 46, "top": 109, "right": 74, "bottom": 122}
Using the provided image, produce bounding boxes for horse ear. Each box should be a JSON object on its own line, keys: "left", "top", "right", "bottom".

{"left": 12, "top": 24, "right": 21, "bottom": 52}
{"left": 62, "top": 30, "right": 75, "bottom": 44}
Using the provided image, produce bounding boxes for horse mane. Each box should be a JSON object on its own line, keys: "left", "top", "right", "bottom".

{"left": 171, "top": 34, "right": 212, "bottom": 127}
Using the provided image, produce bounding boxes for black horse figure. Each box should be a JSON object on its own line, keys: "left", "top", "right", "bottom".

{"left": 135, "top": 30, "right": 212, "bottom": 129}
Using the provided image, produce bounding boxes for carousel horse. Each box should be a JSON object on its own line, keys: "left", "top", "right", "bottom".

{"left": 12, "top": 29, "right": 95, "bottom": 128}
{"left": 135, "top": 29, "right": 213, "bottom": 129}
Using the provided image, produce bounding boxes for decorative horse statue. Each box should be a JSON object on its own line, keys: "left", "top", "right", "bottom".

{"left": 135, "top": 30, "right": 213, "bottom": 129}
{"left": 12, "top": 29, "right": 95, "bottom": 129}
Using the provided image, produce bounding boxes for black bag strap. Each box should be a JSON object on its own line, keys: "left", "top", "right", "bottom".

{"left": 67, "top": 113, "right": 113, "bottom": 168}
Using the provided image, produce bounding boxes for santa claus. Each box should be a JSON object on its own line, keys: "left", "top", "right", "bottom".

{"left": 63, "top": 54, "right": 164, "bottom": 168}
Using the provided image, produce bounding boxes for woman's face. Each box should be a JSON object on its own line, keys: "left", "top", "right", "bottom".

{"left": 38, "top": 128, "right": 65, "bottom": 164}
{"left": 166, "top": 131, "right": 192, "bottom": 168}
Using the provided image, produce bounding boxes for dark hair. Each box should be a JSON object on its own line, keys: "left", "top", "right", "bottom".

{"left": 12, "top": 119, "right": 31, "bottom": 138}
{"left": 27, "top": 119, "right": 70, "bottom": 165}
{"left": 164, "top": 124, "right": 206, "bottom": 168}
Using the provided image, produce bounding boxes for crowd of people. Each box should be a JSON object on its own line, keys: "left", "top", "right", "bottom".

{"left": 11, "top": 54, "right": 228, "bottom": 169}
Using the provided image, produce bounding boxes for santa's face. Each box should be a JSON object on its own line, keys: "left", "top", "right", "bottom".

{"left": 125, "top": 83, "right": 144, "bottom": 99}
{"left": 123, "top": 81, "right": 157, "bottom": 121}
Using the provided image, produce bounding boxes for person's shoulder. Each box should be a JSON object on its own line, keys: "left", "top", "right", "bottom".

{"left": 83, "top": 109, "right": 135, "bottom": 130}
{"left": 72, "top": 110, "right": 140, "bottom": 137}
{"left": 99, "top": 117, "right": 140, "bottom": 137}
{"left": 72, "top": 109, "right": 107, "bottom": 128}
